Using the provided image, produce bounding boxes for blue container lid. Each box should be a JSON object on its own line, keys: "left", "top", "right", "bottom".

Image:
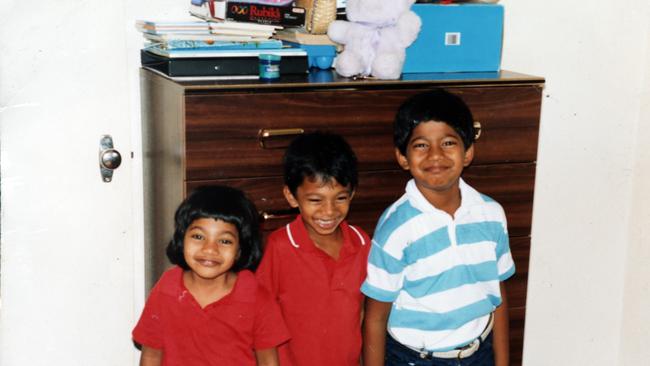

{"left": 259, "top": 54, "right": 281, "bottom": 61}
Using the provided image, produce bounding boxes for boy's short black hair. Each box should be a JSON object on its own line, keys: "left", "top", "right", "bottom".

{"left": 166, "top": 185, "right": 262, "bottom": 272}
{"left": 283, "top": 131, "right": 358, "bottom": 194}
{"left": 394, "top": 88, "right": 475, "bottom": 154}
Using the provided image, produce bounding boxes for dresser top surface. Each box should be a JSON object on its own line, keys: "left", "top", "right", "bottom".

{"left": 141, "top": 68, "right": 545, "bottom": 92}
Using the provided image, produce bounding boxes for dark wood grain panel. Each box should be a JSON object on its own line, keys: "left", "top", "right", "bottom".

{"left": 463, "top": 163, "right": 537, "bottom": 237}
{"left": 504, "top": 237, "right": 530, "bottom": 366}
{"left": 186, "top": 162, "right": 535, "bottom": 238}
{"left": 184, "top": 86, "right": 541, "bottom": 180}
{"left": 456, "top": 86, "right": 542, "bottom": 166}
{"left": 505, "top": 237, "right": 531, "bottom": 310}
{"left": 505, "top": 237, "right": 531, "bottom": 366}
{"left": 509, "top": 306, "right": 526, "bottom": 366}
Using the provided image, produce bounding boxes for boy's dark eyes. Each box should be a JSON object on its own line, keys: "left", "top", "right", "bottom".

{"left": 411, "top": 140, "right": 458, "bottom": 149}
{"left": 307, "top": 196, "right": 349, "bottom": 202}
{"left": 442, "top": 140, "right": 458, "bottom": 146}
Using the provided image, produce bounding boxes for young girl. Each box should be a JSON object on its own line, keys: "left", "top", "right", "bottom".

{"left": 132, "top": 185, "right": 290, "bottom": 366}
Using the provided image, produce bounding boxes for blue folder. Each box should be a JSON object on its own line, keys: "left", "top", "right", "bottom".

{"left": 403, "top": 4, "right": 504, "bottom": 73}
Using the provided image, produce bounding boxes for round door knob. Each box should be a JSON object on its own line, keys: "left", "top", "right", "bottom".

{"left": 100, "top": 149, "right": 122, "bottom": 170}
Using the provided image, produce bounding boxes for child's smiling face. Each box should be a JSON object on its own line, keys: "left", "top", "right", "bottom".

{"left": 283, "top": 176, "right": 354, "bottom": 242}
{"left": 396, "top": 120, "right": 474, "bottom": 198}
{"left": 183, "top": 218, "right": 240, "bottom": 282}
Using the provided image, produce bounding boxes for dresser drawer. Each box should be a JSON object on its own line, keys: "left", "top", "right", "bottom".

{"left": 186, "top": 162, "right": 535, "bottom": 237}
{"left": 509, "top": 307, "right": 526, "bottom": 366}
{"left": 506, "top": 235, "right": 532, "bottom": 366}
{"left": 143, "top": 69, "right": 543, "bottom": 366}
{"left": 184, "top": 86, "right": 541, "bottom": 180}
{"left": 507, "top": 236, "right": 531, "bottom": 310}
{"left": 462, "top": 163, "right": 537, "bottom": 237}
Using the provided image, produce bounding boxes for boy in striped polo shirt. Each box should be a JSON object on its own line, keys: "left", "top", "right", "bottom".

{"left": 362, "top": 89, "right": 515, "bottom": 366}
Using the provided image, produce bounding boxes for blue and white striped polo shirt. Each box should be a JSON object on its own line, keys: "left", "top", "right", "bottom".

{"left": 361, "top": 178, "right": 515, "bottom": 351}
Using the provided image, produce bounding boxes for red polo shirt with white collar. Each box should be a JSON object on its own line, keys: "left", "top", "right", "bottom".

{"left": 256, "top": 216, "right": 371, "bottom": 366}
{"left": 132, "top": 267, "right": 290, "bottom": 366}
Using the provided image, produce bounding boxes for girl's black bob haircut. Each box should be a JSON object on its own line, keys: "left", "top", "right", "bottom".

{"left": 165, "top": 185, "right": 262, "bottom": 272}
{"left": 394, "top": 88, "right": 475, "bottom": 154}
{"left": 283, "top": 131, "right": 358, "bottom": 195}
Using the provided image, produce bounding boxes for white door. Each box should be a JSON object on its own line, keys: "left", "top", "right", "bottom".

{"left": 0, "top": 1, "right": 157, "bottom": 365}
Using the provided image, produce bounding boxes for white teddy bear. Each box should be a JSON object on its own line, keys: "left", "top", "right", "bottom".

{"left": 327, "top": 0, "right": 422, "bottom": 79}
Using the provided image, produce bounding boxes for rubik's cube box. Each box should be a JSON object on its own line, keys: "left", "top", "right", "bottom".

{"left": 403, "top": 3, "right": 504, "bottom": 73}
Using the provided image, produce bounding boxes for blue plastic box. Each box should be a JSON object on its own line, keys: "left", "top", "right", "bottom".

{"left": 403, "top": 4, "right": 504, "bottom": 73}
{"left": 284, "top": 42, "right": 337, "bottom": 70}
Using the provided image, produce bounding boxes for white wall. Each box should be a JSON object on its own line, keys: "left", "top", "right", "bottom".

{"left": 619, "top": 22, "right": 650, "bottom": 366}
{"left": 500, "top": 0, "right": 650, "bottom": 364}
{"left": 0, "top": 1, "right": 143, "bottom": 365}
{"left": 0, "top": 1, "right": 186, "bottom": 365}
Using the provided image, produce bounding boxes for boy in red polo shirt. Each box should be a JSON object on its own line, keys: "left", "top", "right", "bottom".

{"left": 256, "top": 132, "right": 371, "bottom": 366}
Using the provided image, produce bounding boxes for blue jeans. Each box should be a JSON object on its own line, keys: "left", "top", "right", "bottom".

{"left": 385, "top": 332, "right": 495, "bottom": 366}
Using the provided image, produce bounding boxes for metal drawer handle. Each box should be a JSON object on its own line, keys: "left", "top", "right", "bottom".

{"left": 474, "top": 121, "right": 482, "bottom": 141}
{"left": 260, "top": 210, "right": 298, "bottom": 221}
{"left": 258, "top": 128, "right": 305, "bottom": 149}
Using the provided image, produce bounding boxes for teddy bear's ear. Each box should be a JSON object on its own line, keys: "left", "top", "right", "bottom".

{"left": 343, "top": 0, "right": 363, "bottom": 22}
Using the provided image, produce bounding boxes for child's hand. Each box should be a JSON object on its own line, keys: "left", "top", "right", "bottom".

{"left": 363, "top": 298, "right": 393, "bottom": 366}
{"left": 255, "top": 347, "right": 280, "bottom": 366}
{"left": 139, "top": 346, "right": 162, "bottom": 366}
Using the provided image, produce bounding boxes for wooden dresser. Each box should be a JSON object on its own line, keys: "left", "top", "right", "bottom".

{"left": 140, "top": 68, "right": 544, "bottom": 365}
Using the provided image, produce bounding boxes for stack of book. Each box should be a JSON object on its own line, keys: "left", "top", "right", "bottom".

{"left": 139, "top": 19, "right": 285, "bottom": 52}
{"left": 136, "top": 20, "right": 212, "bottom": 35}
{"left": 136, "top": 2, "right": 310, "bottom": 80}
{"left": 189, "top": 0, "right": 305, "bottom": 27}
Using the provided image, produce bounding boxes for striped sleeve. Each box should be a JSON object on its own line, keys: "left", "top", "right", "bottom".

{"left": 361, "top": 203, "right": 416, "bottom": 302}
{"left": 361, "top": 240, "right": 406, "bottom": 302}
{"left": 495, "top": 215, "right": 515, "bottom": 281}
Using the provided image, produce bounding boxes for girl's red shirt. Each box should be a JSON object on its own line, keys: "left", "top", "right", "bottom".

{"left": 133, "top": 267, "right": 289, "bottom": 365}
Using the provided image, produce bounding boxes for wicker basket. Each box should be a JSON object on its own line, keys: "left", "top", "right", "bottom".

{"left": 296, "top": 0, "right": 337, "bottom": 34}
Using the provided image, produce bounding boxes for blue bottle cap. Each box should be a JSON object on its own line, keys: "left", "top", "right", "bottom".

{"left": 259, "top": 54, "right": 281, "bottom": 62}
